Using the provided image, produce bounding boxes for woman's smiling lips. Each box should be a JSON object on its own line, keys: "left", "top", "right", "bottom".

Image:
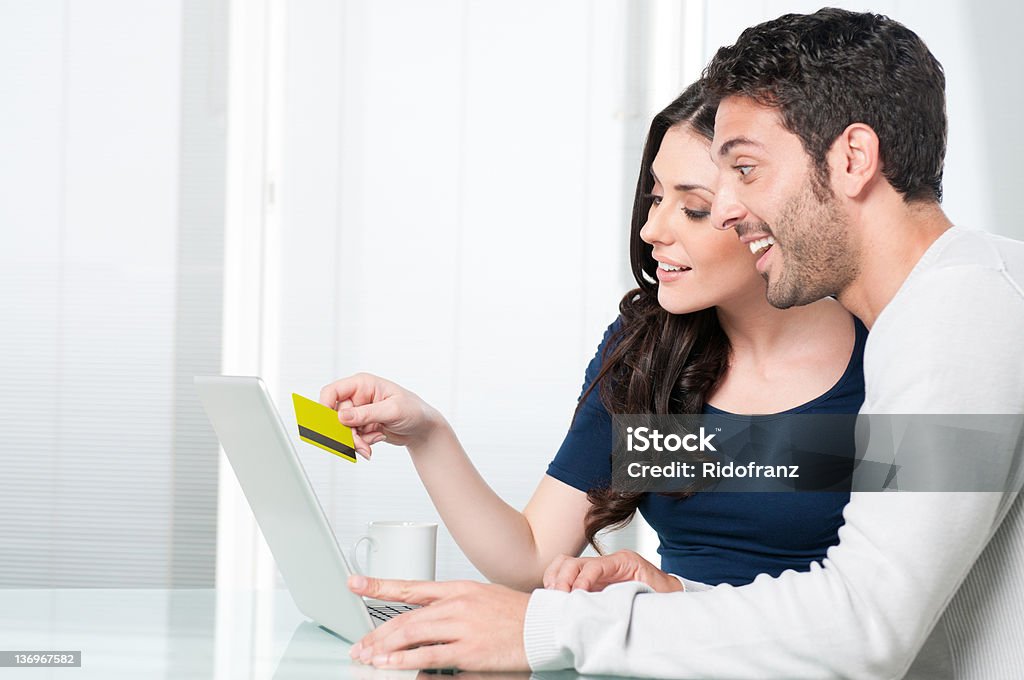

{"left": 654, "top": 256, "right": 692, "bottom": 282}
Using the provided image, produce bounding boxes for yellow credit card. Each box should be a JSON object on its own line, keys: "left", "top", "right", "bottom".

{"left": 292, "top": 393, "right": 357, "bottom": 463}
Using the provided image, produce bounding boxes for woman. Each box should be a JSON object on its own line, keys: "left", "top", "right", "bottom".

{"left": 320, "top": 81, "right": 865, "bottom": 592}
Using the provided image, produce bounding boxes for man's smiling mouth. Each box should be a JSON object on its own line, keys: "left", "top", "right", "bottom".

{"left": 748, "top": 236, "right": 776, "bottom": 256}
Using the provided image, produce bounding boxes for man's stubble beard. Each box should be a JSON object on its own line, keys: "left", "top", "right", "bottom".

{"left": 765, "top": 179, "right": 860, "bottom": 309}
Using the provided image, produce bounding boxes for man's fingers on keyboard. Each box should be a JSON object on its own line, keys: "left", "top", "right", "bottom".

{"left": 349, "top": 575, "right": 461, "bottom": 606}
{"left": 370, "top": 640, "right": 463, "bottom": 670}
{"left": 367, "top": 603, "right": 416, "bottom": 622}
{"left": 359, "top": 605, "right": 458, "bottom": 664}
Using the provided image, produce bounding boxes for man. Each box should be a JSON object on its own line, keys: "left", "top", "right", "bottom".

{"left": 346, "top": 9, "right": 1024, "bottom": 677}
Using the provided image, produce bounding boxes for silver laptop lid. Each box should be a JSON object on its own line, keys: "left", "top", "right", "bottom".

{"left": 194, "top": 375, "right": 373, "bottom": 641}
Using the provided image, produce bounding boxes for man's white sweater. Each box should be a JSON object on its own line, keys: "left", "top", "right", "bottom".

{"left": 524, "top": 227, "right": 1024, "bottom": 679}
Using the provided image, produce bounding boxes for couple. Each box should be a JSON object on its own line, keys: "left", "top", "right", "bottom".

{"left": 323, "top": 9, "right": 1024, "bottom": 679}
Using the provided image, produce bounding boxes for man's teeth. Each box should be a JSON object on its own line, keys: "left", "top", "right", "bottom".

{"left": 749, "top": 236, "right": 776, "bottom": 255}
{"left": 658, "top": 262, "right": 690, "bottom": 272}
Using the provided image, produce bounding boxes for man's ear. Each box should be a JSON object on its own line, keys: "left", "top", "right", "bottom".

{"left": 829, "top": 123, "right": 880, "bottom": 199}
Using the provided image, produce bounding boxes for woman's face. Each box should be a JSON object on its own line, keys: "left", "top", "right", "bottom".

{"left": 640, "top": 124, "right": 765, "bottom": 315}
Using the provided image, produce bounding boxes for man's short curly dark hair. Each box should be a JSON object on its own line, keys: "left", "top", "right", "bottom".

{"left": 703, "top": 8, "right": 946, "bottom": 203}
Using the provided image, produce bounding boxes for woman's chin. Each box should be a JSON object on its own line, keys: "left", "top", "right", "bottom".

{"left": 658, "top": 295, "right": 707, "bottom": 316}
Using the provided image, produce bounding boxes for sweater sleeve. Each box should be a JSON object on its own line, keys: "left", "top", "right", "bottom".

{"left": 524, "top": 260, "right": 1024, "bottom": 679}
{"left": 526, "top": 491, "right": 1008, "bottom": 678}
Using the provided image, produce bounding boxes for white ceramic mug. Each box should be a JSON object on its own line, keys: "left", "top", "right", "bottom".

{"left": 350, "top": 521, "right": 437, "bottom": 581}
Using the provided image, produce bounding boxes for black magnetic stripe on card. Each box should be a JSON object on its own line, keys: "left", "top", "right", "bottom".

{"left": 298, "top": 425, "right": 357, "bottom": 459}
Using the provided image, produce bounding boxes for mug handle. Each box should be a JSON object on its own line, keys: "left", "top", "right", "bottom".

{"left": 350, "top": 535, "right": 376, "bottom": 575}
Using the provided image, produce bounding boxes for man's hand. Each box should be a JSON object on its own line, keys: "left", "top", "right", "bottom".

{"left": 347, "top": 574, "right": 531, "bottom": 671}
{"left": 543, "top": 549, "right": 684, "bottom": 593}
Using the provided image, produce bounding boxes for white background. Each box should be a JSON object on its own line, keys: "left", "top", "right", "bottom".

{"left": 1, "top": 0, "right": 1021, "bottom": 589}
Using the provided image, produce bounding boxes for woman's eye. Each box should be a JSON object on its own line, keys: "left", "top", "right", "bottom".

{"left": 647, "top": 194, "right": 663, "bottom": 206}
{"left": 736, "top": 165, "right": 754, "bottom": 177}
{"left": 683, "top": 208, "right": 710, "bottom": 220}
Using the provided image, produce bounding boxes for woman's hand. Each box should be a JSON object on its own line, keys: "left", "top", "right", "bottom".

{"left": 319, "top": 373, "right": 446, "bottom": 459}
{"left": 543, "top": 549, "right": 684, "bottom": 593}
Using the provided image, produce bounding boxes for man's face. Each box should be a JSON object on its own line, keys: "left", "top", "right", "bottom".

{"left": 709, "top": 96, "right": 859, "bottom": 309}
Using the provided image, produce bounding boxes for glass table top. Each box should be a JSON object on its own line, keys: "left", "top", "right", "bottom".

{"left": 0, "top": 588, "right": 595, "bottom": 680}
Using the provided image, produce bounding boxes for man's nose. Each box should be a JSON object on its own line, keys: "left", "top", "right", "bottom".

{"left": 710, "top": 183, "right": 745, "bottom": 231}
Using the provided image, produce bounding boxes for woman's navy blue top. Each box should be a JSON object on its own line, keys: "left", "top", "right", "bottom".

{"left": 547, "top": 316, "right": 868, "bottom": 586}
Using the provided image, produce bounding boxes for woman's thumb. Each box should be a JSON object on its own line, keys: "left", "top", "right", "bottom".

{"left": 338, "top": 404, "right": 372, "bottom": 426}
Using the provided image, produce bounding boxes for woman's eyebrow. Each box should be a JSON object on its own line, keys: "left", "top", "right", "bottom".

{"left": 650, "top": 165, "right": 711, "bottom": 192}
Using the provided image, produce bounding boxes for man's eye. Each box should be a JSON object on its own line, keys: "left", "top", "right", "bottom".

{"left": 736, "top": 165, "right": 754, "bottom": 177}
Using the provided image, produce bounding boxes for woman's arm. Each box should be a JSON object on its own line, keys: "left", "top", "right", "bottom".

{"left": 321, "top": 373, "right": 591, "bottom": 590}
{"left": 406, "top": 420, "right": 592, "bottom": 590}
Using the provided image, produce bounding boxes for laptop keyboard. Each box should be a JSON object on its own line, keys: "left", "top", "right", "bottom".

{"left": 367, "top": 603, "right": 417, "bottom": 622}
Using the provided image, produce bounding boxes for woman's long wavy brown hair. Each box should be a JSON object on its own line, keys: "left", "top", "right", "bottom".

{"left": 576, "top": 81, "right": 731, "bottom": 551}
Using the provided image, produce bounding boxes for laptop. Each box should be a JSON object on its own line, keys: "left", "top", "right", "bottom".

{"left": 194, "top": 375, "right": 415, "bottom": 642}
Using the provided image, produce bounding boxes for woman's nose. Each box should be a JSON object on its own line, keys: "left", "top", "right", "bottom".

{"left": 640, "top": 205, "right": 670, "bottom": 245}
